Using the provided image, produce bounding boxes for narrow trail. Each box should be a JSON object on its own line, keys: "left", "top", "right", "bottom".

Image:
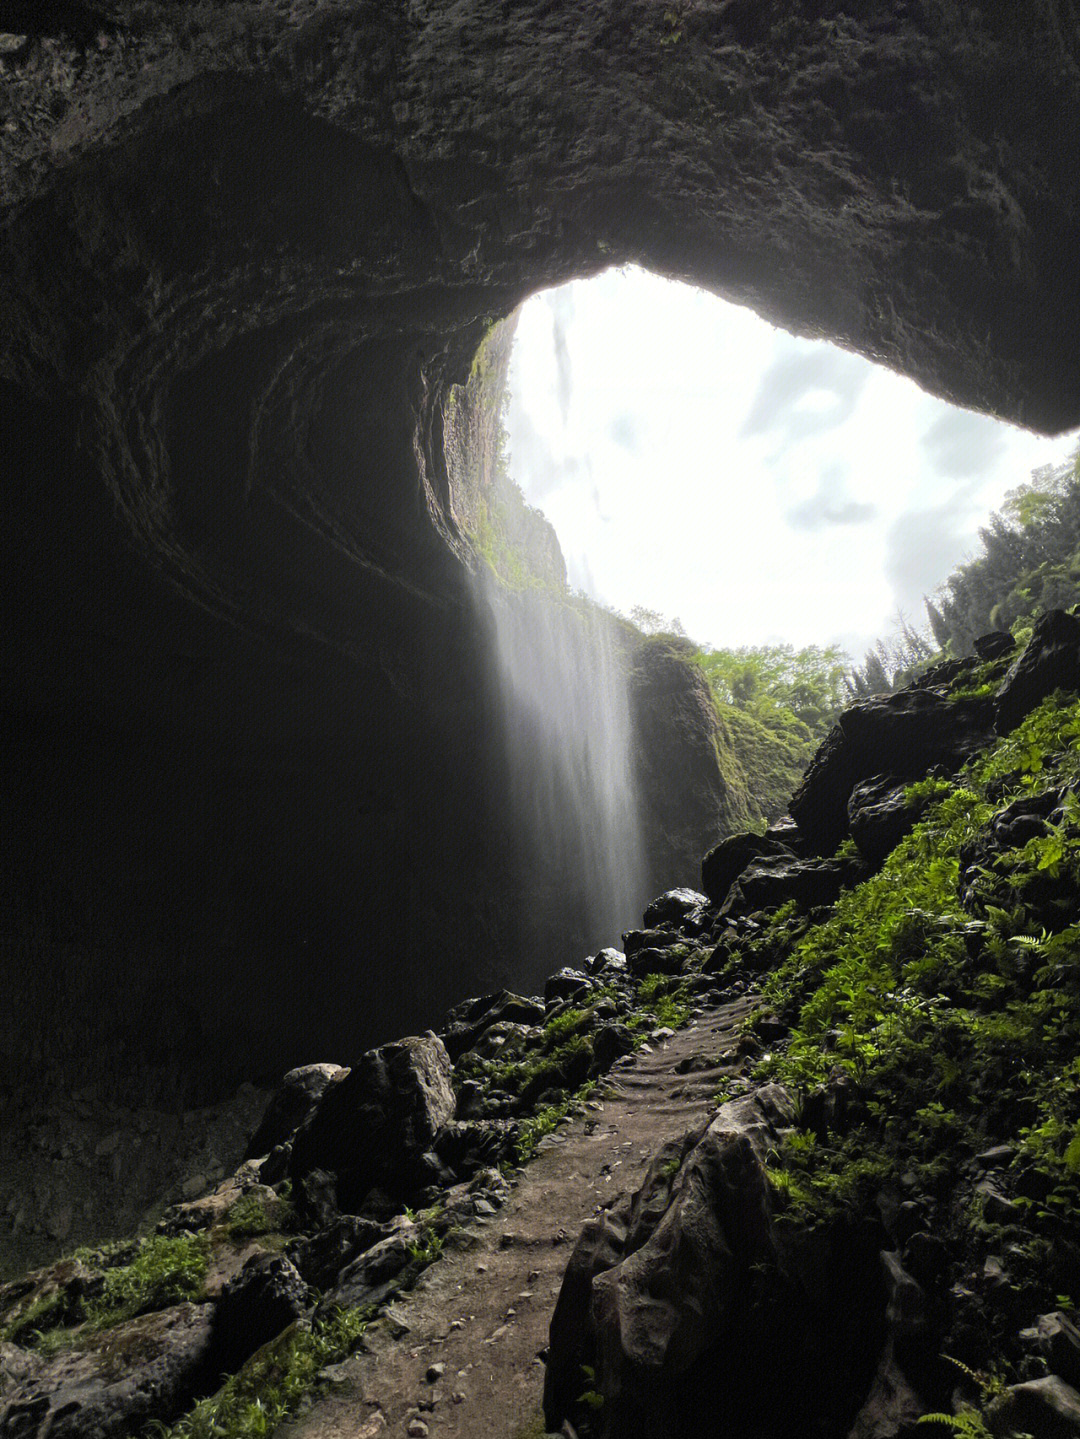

{"left": 282, "top": 996, "right": 756, "bottom": 1439}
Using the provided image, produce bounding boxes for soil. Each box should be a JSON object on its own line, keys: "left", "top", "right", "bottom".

{"left": 280, "top": 995, "right": 756, "bottom": 1439}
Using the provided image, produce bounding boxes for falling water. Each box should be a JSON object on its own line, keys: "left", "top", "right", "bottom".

{"left": 478, "top": 579, "right": 647, "bottom": 958}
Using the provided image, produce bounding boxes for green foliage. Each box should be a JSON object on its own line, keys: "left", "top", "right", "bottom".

{"left": 150, "top": 1307, "right": 370, "bottom": 1439}
{"left": 756, "top": 695, "right": 1080, "bottom": 1252}
{"left": 928, "top": 444, "right": 1080, "bottom": 656}
{"left": 225, "top": 1191, "right": 294, "bottom": 1238}
{"left": 84, "top": 1235, "right": 210, "bottom": 1331}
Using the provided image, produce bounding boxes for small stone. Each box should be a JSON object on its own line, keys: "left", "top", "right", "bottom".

{"left": 407, "top": 1421, "right": 429, "bottom": 1437}
{"left": 426, "top": 1363, "right": 445, "bottom": 1382}
{"left": 451, "top": 1390, "right": 466, "bottom": 1404}
{"left": 94, "top": 1132, "right": 121, "bottom": 1158}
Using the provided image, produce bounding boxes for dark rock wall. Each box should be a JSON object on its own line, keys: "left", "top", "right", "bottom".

{"left": 2, "top": 1, "right": 1079, "bottom": 1104}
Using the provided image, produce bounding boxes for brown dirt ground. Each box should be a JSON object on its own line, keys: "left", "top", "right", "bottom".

{"left": 280, "top": 996, "right": 756, "bottom": 1439}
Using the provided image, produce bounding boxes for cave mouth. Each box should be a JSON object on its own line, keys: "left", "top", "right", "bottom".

{"left": 501, "top": 268, "right": 1079, "bottom": 660}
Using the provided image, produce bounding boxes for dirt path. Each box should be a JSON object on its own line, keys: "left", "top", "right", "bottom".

{"left": 281, "top": 996, "right": 756, "bottom": 1439}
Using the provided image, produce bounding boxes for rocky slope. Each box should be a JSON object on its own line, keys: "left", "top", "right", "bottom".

{"left": 3, "top": 0, "right": 1080, "bottom": 1123}
{"left": 3, "top": 611, "right": 1079, "bottom": 1439}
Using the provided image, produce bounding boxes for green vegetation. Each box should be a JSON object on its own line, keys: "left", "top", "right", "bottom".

{"left": 929, "top": 445, "right": 1080, "bottom": 655}
{"left": 150, "top": 1306, "right": 370, "bottom": 1439}
{"left": 739, "top": 693, "right": 1080, "bottom": 1377}
{"left": 224, "top": 1189, "right": 294, "bottom": 1239}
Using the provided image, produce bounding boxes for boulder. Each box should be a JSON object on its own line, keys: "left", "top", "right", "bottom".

{"left": 245, "top": 1064, "right": 346, "bottom": 1161}
{"left": 995, "top": 609, "right": 1080, "bottom": 733}
{"left": 986, "top": 1374, "right": 1080, "bottom": 1438}
{"left": 212, "top": 1254, "right": 312, "bottom": 1372}
{"left": 545, "top": 1085, "right": 887, "bottom": 1439}
{"left": 847, "top": 775, "right": 926, "bottom": 868}
{"left": 288, "top": 1034, "right": 455, "bottom": 1212}
{"left": 591, "top": 1024, "right": 636, "bottom": 1072}
{"left": 723, "top": 853, "right": 866, "bottom": 917}
{"left": 626, "top": 944, "right": 693, "bottom": 980}
{"left": 288, "top": 1217, "right": 388, "bottom": 1290}
{"left": 586, "top": 948, "right": 628, "bottom": 978}
{"left": 1020, "top": 1314, "right": 1080, "bottom": 1392}
{"left": 700, "top": 832, "right": 794, "bottom": 906}
{"left": 790, "top": 689, "right": 993, "bottom": 853}
{"left": 641, "top": 889, "right": 710, "bottom": 929}
{"left": 439, "top": 992, "right": 546, "bottom": 1062}
{"left": 544, "top": 969, "right": 592, "bottom": 1006}
{"left": 315, "top": 1222, "right": 420, "bottom": 1316}
{"left": 973, "top": 631, "right": 1017, "bottom": 662}
{"left": 0, "top": 1303, "right": 215, "bottom": 1439}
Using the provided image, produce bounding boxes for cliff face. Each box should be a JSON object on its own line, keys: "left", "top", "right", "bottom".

{"left": 2, "top": 2, "right": 1079, "bottom": 1105}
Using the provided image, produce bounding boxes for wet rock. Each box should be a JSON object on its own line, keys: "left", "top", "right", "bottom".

{"left": 625, "top": 943, "right": 693, "bottom": 979}
{"left": 213, "top": 1254, "right": 312, "bottom": 1372}
{"left": 0, "top": 1303, "right": 215, "bottom": 1439}
{"left": 723, "top": 853, "right": 867, "bottom": 918}
{"left": 245, "top": 1064, "right": 346, "bottom": 1161}
{"left": 315, "top": 1223, "right": 420, "bottom": 1316}
{"left": 790, "top": 689, "right": 992, "bottom": 853}
{"left": 700, "top": 832, "right": 794, "bottom": 906}
{"left": 642, "top": 889, "right": 710, "bottom": 929}
{"left": 995, "top": 610, "right": 1080, "bottom": 734}
{"left": 440, "top": 993, "right": 546, "bottom": 1063}
{"left": 289, "top": 1035, "right": 454, "bottom": 1212}
{"left": 544, "top": 970, "right": 592, "bottom": 1006}
{"left": 848, "top": 775, "right": 927, "bottom": 868}
{"left": 973, "top": 631, "right": 1017, "bottom": 662}
{"left": 585, "top": 948, "right": 627, "bottom": 978}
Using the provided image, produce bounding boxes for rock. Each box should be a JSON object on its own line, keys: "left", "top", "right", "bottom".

{"left": 586, "top": 948, "right": 627, "bottom": 977}
{"left": 986, "top": 1374, "right": 1080, "bottom": 1438}
{"left": 434, "top": 1120, "right": 519, "bottom": 1176}
{"left": 700, "top": 832, "right": 794, "bottom": 906}
{"left": 847, "top": 775, "right": 927, "bottom": 868}
{"left": 245, "top": 1064, "right": 346, "bottom": 1161}
{"left": 544, "top": 970, "right": 592, "bottom": 1006}
{"left": 440, "top": 993, "right": 547, "bottom": 1062}
{"left": 975, "top": 1179, "right": 1022, "bottom": 1226}
{"left": 642, "top": 888, "right": 710, "bottom": 928}
{"left": 213, "top": 1254, "right": 312, "bottom": 1372}
{"left": 0, "top": 1303, "right": 215, "bottom": 1439}
{"left": 880, "top": 1251, "right": 927, "bottom": 1337}
{"left": 288, "top": 1216, "right": 387, "bottom": 1290}
{"left": 1020, "top": 1314, "right": 1080, "bottom": 1391}
{"left": 995, "top": 610, "right": 1080, "bottom": 734}
{"left": 289, "top": 1035, "right": 455, "bottom": 1212}
{"left": 973, "top": 631, "right": 1016, "bottom": 662}
{"left": 625, "top": 943, "right": 693, "bottom": 979}
{"left": 790, "top": 689, "right": 993, "bottom": 853}
{"left": 591, "top": 1024, "right": 635, "bottom": 1072}
{"left": 847, "top": 1349, "right": 926, "bottom": 1439}
{"left": 722, "top": 853, "right": 867, "bottom": 918}
{"left": 315, "top": 1223, "right": 420, "bottom": 1316}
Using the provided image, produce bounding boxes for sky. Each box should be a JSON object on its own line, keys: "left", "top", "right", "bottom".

{"left": 505, "top": 267, "right": 1079, "bottom": 660}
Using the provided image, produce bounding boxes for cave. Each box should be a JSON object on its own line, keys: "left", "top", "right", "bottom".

{"left": 2, "top": 0, "right": 1078, "bottom": 1202}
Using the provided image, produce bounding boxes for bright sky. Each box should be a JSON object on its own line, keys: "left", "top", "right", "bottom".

{"left": 506, "top": 267, "right": 1079, "bottom": 659}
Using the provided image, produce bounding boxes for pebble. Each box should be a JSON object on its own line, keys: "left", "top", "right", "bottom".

{"left": 426, "top": 1363, "right": 445, "bottom": 1383}
{"left": 407, "top": 1421, "right": 429, "bottom": 1437}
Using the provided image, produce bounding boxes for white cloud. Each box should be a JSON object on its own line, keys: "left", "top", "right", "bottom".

{"left": 507, "top": 267, "right": 1078, "bottom": 657}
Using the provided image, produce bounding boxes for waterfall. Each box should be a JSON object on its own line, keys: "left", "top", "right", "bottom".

{"left": 478, "top": 579, "right": 647, "bottom": 959}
